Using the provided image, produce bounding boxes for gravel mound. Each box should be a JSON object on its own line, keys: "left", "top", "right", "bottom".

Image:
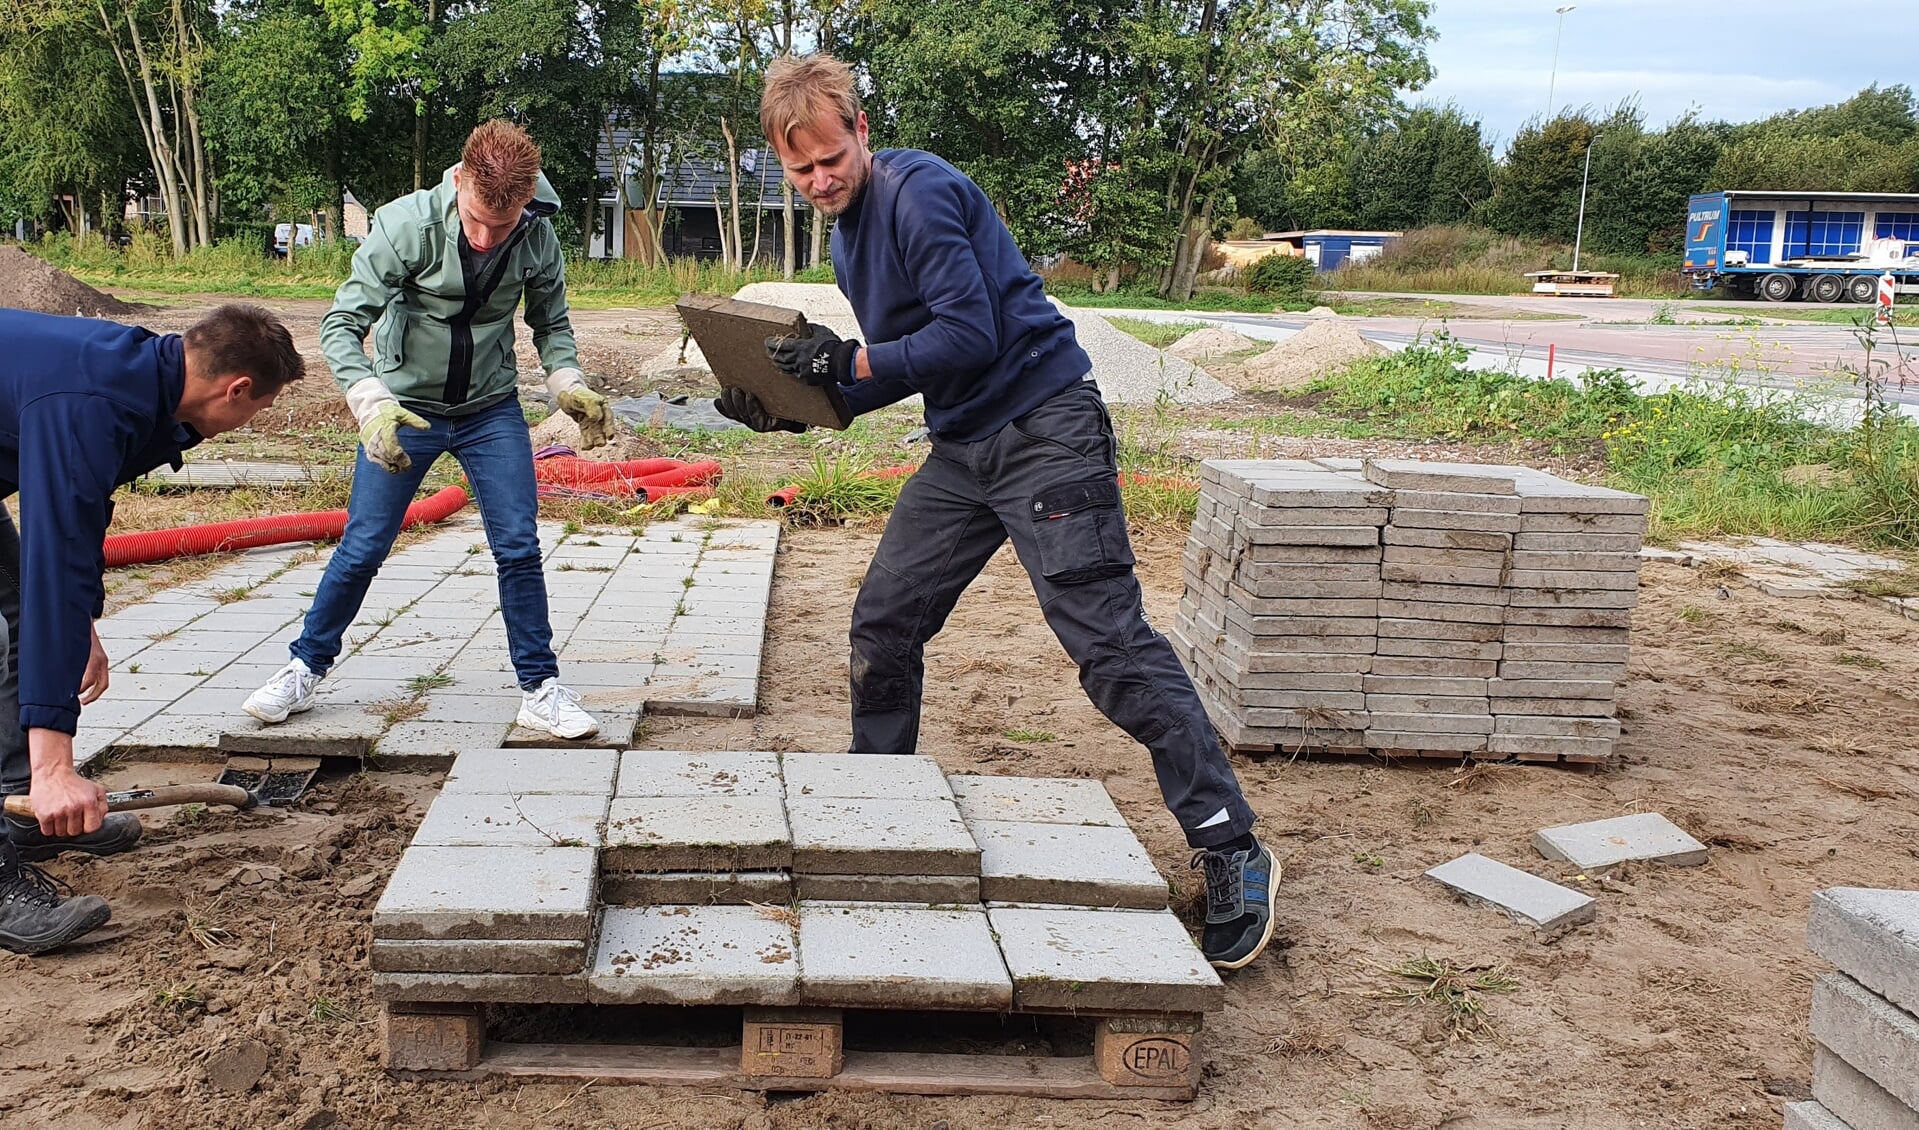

{"left": 1167, "top": 326, "right": 1263, "bottom": 361}
{"left": 1233, "top": 319, "right": 1385, "bottom": 391}
{"left": 0, "top": 245, "right": 137, "bottom": 317}
{"left": 714, "top": 282, "right": 1232, "bottom": 405}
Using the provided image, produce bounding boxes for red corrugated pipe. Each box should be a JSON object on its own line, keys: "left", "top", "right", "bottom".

{"left": 533, "top": 456, "right": 722, "bottom": 496}
{"left": 103, "top": 484, "right": 470, "bottom": 567}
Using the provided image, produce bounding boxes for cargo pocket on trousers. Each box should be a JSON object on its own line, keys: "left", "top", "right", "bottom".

{"left": 1030, "top": 478, "right": 1135, "bottom": 585}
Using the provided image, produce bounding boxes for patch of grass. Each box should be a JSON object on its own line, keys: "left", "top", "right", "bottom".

{"left": 1003, "top": 728, "right": 1058, "bottom": 743}
{"left": 1372, "top": 955, "right": 1518, "bottom": 1043}
{"left": 1678, "top": 605, "right": 1710, "bottom": 624}
{"left": 1695, "top": 304, "right": 1919, "bottom": 327}
{"left": 1044, "top": 280, "right": 1280, "bottom": 313}
{"left": 154, "top": 982, "right": 206, "bottom": 1011}
{"left": 780, "top": 452, "right": 907, "bottom": 523}
{"left": 1839, "top": 652, "right": 1888, "bottom": 669}
{"left": 1352, "top": 850, "right": 1385, "bottom": 869}
{"left": 1105, "top": 317, "right": 1208, "bottom": 348}
{"left": 403, "top": 672, "right": 454, "bottom": 695}
{"left": 214, "top": 585, "right": 253, "bottom": 605}
{"left": 1322, "top": 223, "right": 1684, "bottom": 298}
{"left": 1718, "top": 640, "right": 1783, "bottom": 662}
{"left": 308, "top": 997, "right": 357, "bottom": 1024}
{"left": 184, "top": 907, "right": 234, "bottom": 950}
{"left": 1841, "top": 568, "right": 1919, "bottom": 598}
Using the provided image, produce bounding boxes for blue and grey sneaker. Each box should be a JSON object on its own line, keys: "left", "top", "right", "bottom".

{"left": 1193, "top": 839, "right": 1280, "bottom": 970}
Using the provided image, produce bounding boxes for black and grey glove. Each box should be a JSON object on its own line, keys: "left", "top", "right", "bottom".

{"left": 766, "top": 324, "right": 860, "bottom": 387}
{"left": 713, "top": 386, "right": 808, "bottom": 433}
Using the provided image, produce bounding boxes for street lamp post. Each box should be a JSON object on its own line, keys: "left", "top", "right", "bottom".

{"left": 1549, "top": 5, "right": 1576, "bottom": 119}
{"left": 1573, "top": 134, "right": 1600, "bottom": 272}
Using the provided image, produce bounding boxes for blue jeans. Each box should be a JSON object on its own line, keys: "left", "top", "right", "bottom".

{"left": 291, "top": 394, "right": 558, "bottom": 690}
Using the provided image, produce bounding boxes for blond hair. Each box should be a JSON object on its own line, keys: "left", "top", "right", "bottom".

{"left": 760, "top": 53, "right": 862, "bottom": 146}
{"left": 461, "top": 120, "right": 542, "bottom": 212}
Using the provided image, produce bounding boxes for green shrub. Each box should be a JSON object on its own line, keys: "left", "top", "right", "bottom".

{"left": 1245, "top": 253, "right": 1317, "bottom": 298}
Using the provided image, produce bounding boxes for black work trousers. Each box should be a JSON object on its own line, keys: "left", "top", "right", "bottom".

{"left": 848, "top": 381, "right": 1256, "bottom": 848}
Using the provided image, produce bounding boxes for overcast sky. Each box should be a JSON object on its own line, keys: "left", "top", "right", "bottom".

{"left": 1419, "top": 0, "right": 1919, "bottom": 147}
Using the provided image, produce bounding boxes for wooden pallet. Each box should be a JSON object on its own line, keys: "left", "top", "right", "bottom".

{"left": 1225, "top": 742, "right": 1615, "bottom": 767}
{"left": 383, "top": 1002, "right": 1203, "bottom": 1100}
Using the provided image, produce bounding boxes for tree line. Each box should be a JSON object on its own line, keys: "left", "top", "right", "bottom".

{"left": 2, "top": 1, "right": 1912, "bottom": 300}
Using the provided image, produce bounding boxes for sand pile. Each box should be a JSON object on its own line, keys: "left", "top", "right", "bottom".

{"left": 0, "top": 245, "right": 137, "bottom": 317}
{"left": 528, "top": 403, "right": 662, "bottom": 460}
{"left": 1167, "top": 326, "right": 1263, "bottom": 361}
{"left": 1236, "top": 319, "right": 1386, "bottom": 390}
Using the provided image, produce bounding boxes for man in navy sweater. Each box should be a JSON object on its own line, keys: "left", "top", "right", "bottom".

{"left": 0, "top": 304, "right": 304, "bottom": 954}
{"left": 721, "top": 53, "right": 1275, "bottom": 970}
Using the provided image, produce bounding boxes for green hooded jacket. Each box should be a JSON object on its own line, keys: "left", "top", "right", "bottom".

{"left": 319, "top": 164, "right": 580, "bottom": 416}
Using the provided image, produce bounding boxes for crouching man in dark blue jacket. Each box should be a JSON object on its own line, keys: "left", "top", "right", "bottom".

{"left": 720, "top": 54, "right": 1276, "bottom": 971}
{"left": 0, "top": 304, "right": 303, "bottom": 954}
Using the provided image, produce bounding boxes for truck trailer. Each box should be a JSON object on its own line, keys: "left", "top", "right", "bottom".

{"left": 1682, "top": 190, "right": 1919, "bottom": 302}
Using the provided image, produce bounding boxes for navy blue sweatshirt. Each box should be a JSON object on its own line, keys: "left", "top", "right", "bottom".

{"left": 0, "top": 310, "right": 200, "bottom": 735}
{"left": 835, "top": 149, "right": 1092, "bottom": 441}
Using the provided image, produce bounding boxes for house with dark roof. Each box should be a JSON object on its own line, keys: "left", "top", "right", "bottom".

{"left": 591, "top": 126, "right": 815, "bottom": 265}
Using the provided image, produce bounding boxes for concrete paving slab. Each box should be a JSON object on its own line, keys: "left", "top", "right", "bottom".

{"left": 1811, "top": 973, "right": 1919, "bottom": 1112}
{"left": 411, "top": 694, "right": 524, "bottom": 725}
{"left": 784, "top": 753, "right": 954, "bottom": 801}
{"left": 219, "top": 703, "right": 382, "bottom": 758}
{"left": 601, "top": 871, "right": 792, "bottom": 906}
{"left": 603, "top": 796, "right": 791, "bottom": 872}
{"left": 502, "top": 708, "right": 639, "bottom": 751}
{"left": 792, "top": 874, "right": 981, "bottom": 903}
{"left": 1364, "top": 458, "right": 1519, "bottom": 494}
{"left": 441, "top": 748, "right": 620, "bottom": 796}
{"left": 117, "top": 711, "right": 227, "bottom": 751}
{"left": 1809, "top": 887, "right": 1919, "bottom": 1018}
{"left": 988, "top": 906, "right": 1224, "bottom": 1013}
{"left": 1425, "top": 852, "right": 1596, "bottom": 934}
{"left": 371, "top": 938, "right": 587, "bottom": 975}
{"left": 411, "top": 792, "right": 610, "bottom": 849}
{"left": 642, "top": 676, "right": 759, "bottom": 718}
{"left": 788, "top": 798, "right": 980, "bottom": 877}
{"left": 971, "top": 821, "right": 1167, "bottom": 909}
{"left": 588, "top": 904, "right": 799, "bottom": 1006}
{"left": 1813, "top": 1044, "right": 1919, "bottom": 1130}
{"left": 373, "top": 721, "right": 508, "bottom": 765}
{"left": 949, "top": 776, "right": 1127, "bottom": 828}
{"left": 1532, "top": 813, "right": 1707, "bottom": 869}
{"left": 616, "top": 750, "right": 783, "bottom": 797}
{"left": 373, "top": 845, "right": 596, "bottom": 941}
{"left": 798, "top": 902, "right": 1012, "bottom": 1009}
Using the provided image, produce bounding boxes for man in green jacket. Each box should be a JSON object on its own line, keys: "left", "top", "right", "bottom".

{"left": 243, "top": 120, "right": 607, "bottom": 738}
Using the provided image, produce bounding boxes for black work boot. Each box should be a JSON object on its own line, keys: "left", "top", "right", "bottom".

{"left": 1193, "top": 837, "right": 1281, "bottom": 970}
{"left": 5, "top": 811, "right": 143, "bottom": 863}
{"left": 0, "top": 840, "right": 111, "bottom": 955}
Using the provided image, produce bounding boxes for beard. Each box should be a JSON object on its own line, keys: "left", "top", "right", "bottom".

{"left": 807, "top": 167, "right": 866, "bottom": 218}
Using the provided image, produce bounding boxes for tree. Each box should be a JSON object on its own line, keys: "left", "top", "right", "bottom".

{"left": 1347, "top": 105, "right": 1493, "bottom": 230}
{"left": 1477, "top": 112, "right": 1597, "bottom": 242}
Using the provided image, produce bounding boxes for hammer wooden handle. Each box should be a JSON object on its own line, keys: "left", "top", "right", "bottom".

{"left": 3, "top": 783, "right": 254, "bottom": 819}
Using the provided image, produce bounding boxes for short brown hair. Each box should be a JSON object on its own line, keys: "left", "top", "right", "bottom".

{"left": 461, "top": 119, "right": 542, "bottom": 212}
{"left": 183, "top": 304, "right": 305, "bottom": 399}
{"left": 761, "top": 53, "right": 862, "bottom": 147}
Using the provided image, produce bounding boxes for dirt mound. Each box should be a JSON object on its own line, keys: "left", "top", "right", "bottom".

{"left": 1166, "top": 326, "right": 1263, "bottom": 360}
{"left": 0, "top": 245, "right": 138, "bottom": 317}
{"left": 1234, "top": 318, "right": 1386, "bottom": 390}
{"left": 529, "top": 405, "right": 662, "bottom": 461}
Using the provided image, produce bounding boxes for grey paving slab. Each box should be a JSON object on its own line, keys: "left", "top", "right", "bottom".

{"left": 116, "top": 709, "right": 227, "bottom": 752}
{"left": 1365, "top": 730, "right": 1489, "bottom": 754}
{"left": 797, "top": 902, "right": 1012, "bottom": 1009}
{"left": 502, "top": 708, "right": 639, "bottom": 751}
{"left": 588, "top": 904, "right": 799, "bottom": 1005}
{"left": 1388, "top": 508, "right": 1522, "bottom": 533}
{"left": 971, "top": 821, "right": 1166, "bottom": 910}
{"left": 371, "top": 938, "right": 586, "bottom": 975}
{"left": 1812, "top": 1044, "right": 1919, "bottom": 1130}
{"left": 1811, "top": 973, "right": 1919, "bottom": 1112}
{"left": 1531, "top": 813, "right": 1708, "bottom": 869}
{"left": 1810, "top": 887, "right": 1919, "bottom": 1018}
{"left": 374, "top": 721, "right": 510, "bottom": 765}
{"left": 412, "top": 694, "right": 524, "bottom": 725}
{"left": 948, "top": 776, "right": 1126, "bottom": 827}
{"left": 787, "top": 798, "right": 981, "bottom": 877}
{"left": 74, "top": 699, "right": 163, "bottom": 731}
{"left": 988, "top": 906, "right": 1224, "bottom": 1013}
{"left": 372, "top": 969, "right": 589, "bottom": 1005}
{"left": 441, "top": 748, "right": 619, "bottom": 796}
{"left": 642, "top": 676, "right": 759, "bottom": 718}
{"left": 601, "top": 871, "right": 793, "bottom": 906}
{"left": 220, "top": 703, "right": 382, "bottom": 758}
{"left": 411, "top": 792, "right": 609, "bottom": 849}
{"left": 603, "top": 795, "right": 791, "bottom": 872}
{"left": 1783, "top": 1101, "right": 1858, "bottom": 1130}
{"left": 793, "top": 874, "right": 981, "bottom": 903}
{"left": 373, "top": 845, "right": 597, "bottom": 942}
{"left": 784, "top": 753, "right": 953, "bottom": 801}
{"left": 615, "top": 750, "right": 783, "bottom": 798}
{"left": 1425, "top": 852, "right": 1596, "bottom": 934}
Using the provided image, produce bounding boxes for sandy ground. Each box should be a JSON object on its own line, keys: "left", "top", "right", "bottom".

{"left": 2, "top": 294, "right": 1916, "bottom": 1128}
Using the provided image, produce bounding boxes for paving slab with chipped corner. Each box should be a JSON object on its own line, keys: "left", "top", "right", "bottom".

{"left": 78, "top": 517, "right": 776, "bottom": 767}
{"left": 1531, "top": 813, "right": 1708, "bottom": 870}
{"left": 1809, "top": 887, "right": 1919, "bottom": 1018}
{"left": 1425, "top": 853, "right": 1596, "bottom": 934}
{"left": 589, "top": 904, "right": 799, "bottom": 1006}
{"left": 411, "top": 792, "right": 610, "bottom": 849}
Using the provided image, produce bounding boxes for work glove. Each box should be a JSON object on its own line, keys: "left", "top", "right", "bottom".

{"left": 714, "top": 386, "right": 807, "bottom": 434}
{"left": 345, "top": 378, "right": 429, "bottom": 473}
{"left": 547, "top": 367, "right": 614, "bottom": 449}
{"left": 766, "top": 323, "right": 860, "bottom": 387}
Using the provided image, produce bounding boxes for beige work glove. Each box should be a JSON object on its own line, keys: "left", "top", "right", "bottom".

{"left": 547, "top": 367, "right": 613, "bottom": 449}
{"left": 345, "top": 378, "right": 429, "bottom": 473}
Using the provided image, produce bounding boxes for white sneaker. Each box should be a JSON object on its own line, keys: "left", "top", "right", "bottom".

{"left": 518, "top": 678, "right": 598, "bottom": 740}
{"left": 243, "top": 658, "right": 320, "bottom": 724}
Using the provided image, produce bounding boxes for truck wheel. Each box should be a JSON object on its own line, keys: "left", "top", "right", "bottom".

{"left": 1847, "top": 274, "right": 1878, "bottom": 304}
{"left": 1809, "top": 274, "right": 1845, "bottom": 303}
{"left": 1759, "top": 273, "right": 1796, "bottom": 302}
